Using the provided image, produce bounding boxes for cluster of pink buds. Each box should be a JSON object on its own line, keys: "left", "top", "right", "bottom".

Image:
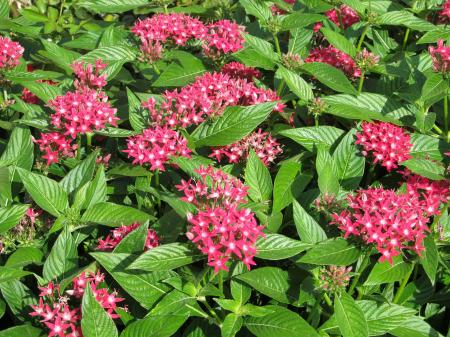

{"left": 318, "top": 265, "right": 352, "bottom": 293}
{"left": 429, "top": 39, "right": 450, "bottom": 74}
{"left": 0, "top": 36, "right": 24, "bottom": 70}
{"left": 331, "top": 177, "right": 449, "bottom": 264}
{"left": 30, "top": 274, "right": 125, "bottom": 337}
{"left": 124, "top": 126, "right": 191, "bottom": 171}
{"left": 355, "top": 122, "right": 412, "bottom": 171}
{"left": 97, "top": 223, "right": 159, "bottom": 251}
{"left": 305, "top": 45, "right": 361, "bottom": 77}
{"left": 71, "top": 60, "right": 107, "bottom": 90}
{"left": 326, "top": 5, "right": 360, "bottom": 29}
{"left": 356, "top": 48, "right": 380, "bottom": 72}
{"left": 438, "top": 0, "right": 450, "bottom": 23}
{"left": 202, "top": 20, "right": 245, "bottom": 59}
{"left": 220, "top": 62, "right": 261, "bottom": 81}
{"left": 142, "top": 71, "right": 284, "bottom": 128}
{"left": 209, "top": 129, "right": 283, "bottom": 166}
{"left": 34, "top": 132, "right": 78, "bottom": 165}
{"left": 176, "top": 165, "right": 264, "bottom": 272}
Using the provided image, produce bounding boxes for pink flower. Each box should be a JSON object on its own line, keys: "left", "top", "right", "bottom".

{"left": 429, "top": 39, "right": 450, "bottom": 74}
{"left": 325, "top": 5, "right": 360, "bottom": 29}
{"left": 34, "top": 132, "right": 77, "bottom": 165}
{"left": 71, "top": 60, "right": 107, "bottom": 90}
{"left": 124, "top": 126, "right": 191, "bottom": 171}
{"left": 438, "top": 0, "right": 450, "bottom": 23}
{"left": 97, "top": 223, "right": 160, "bottom": 251}
{"left": 26, "top": 208, "right": 42, "bottom": 225}
{"left": 202, "top": 20, "right": 245, "bottom": 59}
{"left": 177, "top": 166, "right": 264, "bottom": 271}
{"left": 306, "top": 45, "right": 361, "bottom": 77}
{"left": 210, "top": 129, "right": 283, "bottom": 166}
{"left": 355, "top": 122, "right": 412, "bottom": 171}
{"left": 45, "top": 317, "right": 71, "bottom": 337}
{"left": 220, "top": 62, "right": 261, "bottom": 81}
{"left": 0, "top": 36, "right": 24, "bottom": 70}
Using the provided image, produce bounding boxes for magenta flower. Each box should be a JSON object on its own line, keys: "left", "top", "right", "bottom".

{"left": 220, "top": 62, "right": 261, "bottom": 81}
{"left": 429, "top": 39, "right": 450, "bottom": 74}
{"left": 326, "top": 5, "right": 360, "bottom": 29}
{"left": 202, "top": 20, "right": 245, "bottom": 59}
{"left": 306, "top": 45, "right": 361, "bottom": 77}
{"left": 71, "top": 60, "right": 107, "bottom": 90}
{"left": 0, "top": 36, "right": 24, "bottom": 70}
{"left": 34, "top": 132, "right": 77, "bottom": 165}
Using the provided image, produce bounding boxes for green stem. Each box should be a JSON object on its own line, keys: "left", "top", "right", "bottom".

{"left": 402, "top": 28, "right": 410, "bottom": 50}
{"left": 357, "top": 72, "right": 365, "bottom": 95}
{"left": 218, "top": 271, "right": 224, "bottom": 295}
{"left": 273, "top": 33, "right": 282, "bottom": 56}
{"left": 164, "top": 5, "right": 169, "bottom": 14}
{"left": 314, "top": 116, "right": 319, "bottom": 127}
{"left": 86, "top": 132, "right": 93, "bottom": 147}
{"left": 76, "top": 135, "right": 82, "bottom": 160}
{"left": 348, "top": 249, "right": 371, "bottom": 296}
{"left": 323, "top": 293, "right": 333, "bottom": 308}
{"left": 202, "top": 300, "right": 222, "bottom": 325}
{"left": 357, "top": 25, "right": 369, "bottom": 51}
{"left": 393, "top": 262, "right": 415, "bottom": 304}
{"left": 433, "top": 124, "right": 443, "bottom": 135}
{"left": 276, "top": 80, "right": 286, "bottom": 96}
{"left": 152, "top": 64, "right": 161, "bottom": 75}
{"left": 58, "top": 0, "right": 66, "bottom": 23}
{"left": 444, "top": 89, "right": 449, "bottom": 139}
{"left": 154, "top": 170, "right": 161, "bottom": 213}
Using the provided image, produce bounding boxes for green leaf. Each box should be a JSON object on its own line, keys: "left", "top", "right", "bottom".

{"left": 0, "top": 0, "right": 9, "bottom": 18}
{"left": 409, "top": 134, "right": 449, "bottom": 161}
{"left": 153, "top": 53, "right": 206, "bottom": 87}
{"left": 357, "top": 300, "right": 416, "bottom": 336}
{"left": 40, "top": 40, "right": 81, "bottom": 74}
{"left": 60, "top": 152, "right": 97, "bottom": 194}
{"left": 234, "top": 47, "right": 276, "bottom": 70}
{"left": 231, "top": 262, "right": 252, "bottom": 306}
{"left": 364, "top": 256, "right": 413, "bottom": 286}
{"left": 335, "top": 292, "right": 368, "bottom": 337}
{"left": 239, "top": 0, "right": 272, "bottom": 22}
{"left": 389, "top": 316, "right": 444, "bottom": 337}
{"left": 244, "top": 34, "right": 279, "bottom": 62}
{"left": 280, "top": 12, "right": 325, "bottom": 31}
{"left": 272, "top": 161, "right": 300, "bottom": 213}
{"left": 76, "top": 0, "right": 150, "bottom": 13}
{"left": 127, "top": 87, "right": 146, "bottom": 132}
{"left": 120, "top": 314, "right": 189, "bottom": 337}
{"left": 113, "top": 222, "right": 148, "bottom": 254}
{"left": 295, "top": 238, "right": 360, "bottom": 265}
{"left": 292, "top": 200, "right": 327, "bottom": 244}
{"left": 222, "top": 313, "right": 243, "bottom": 337}
{"left": 301, "top": 62, "right": 357, "bottom": 94}
{"left": 0, "top": 126, "right": 33, "bottom": 170}
{"left": 277, "top": 66, "right": 314, "bottom": 102}
{"left": 0, "top": 325, "right": 42, "bottom": 337}
{"left": 192, "top": 103, "right": 276, "bottom": 147}
{"left": 245, "top": 305, "right": 319, "bottom": 337}
{"left": 245, "top": 150, "right": 273, "bottom": 202}
{"left": 91, "top": 252, "right": 172, "bottom": 309}
{"left": 16, "top": 81, "right": 62, "bottom": 102}
{"left": 6, "top": 247, "right": 43, "bottom": 268}
{"left": 289, "top": 28, "right": 313, "bottom": 54}
{"left": 316, "top": 146, "right": 340, "bottom": 195}
{"left": 332, "top": 129, "right": 365, "bottom": 190}
{"left": 420, "top": 236, "right": 438, "bottom": 285}
{"left": 83, "top": 166, "right": 107, "bottom": 209}
{"left": 320, "top": 28, "right": 356, "bottom": 57}
{"left": 43, "top": 228, "right": 78, "bottom": 282}
{"left": 378, "top": 11, "right": 436, "bottom": 32}
{"left": 256, "top": 233, "right": 311, "bottom": 260}
{"left": 279, "top": 126, "right": 344, "bottom": 151}
{"left": 236, "top": 267, "right": 300, "bottom": 305}
{"left": 129, "top": 243, "right": 204, "bottom": 271}
{"left": 402, "top": 159, "right": 445, "bottom": 180}
{"left": 420, "top": 73, "right": 448, "bottom": 108}
{"left": 81, "top": 202, "right": 153, "bottom": 225}
{"left": 0, "top": 280, "right": 37, "bottom": 317}
{"left": 0, "top": 267, "right": 32, "bottom": 283}
{"left": 81, "top": 284, "right": 118, "bottom": 337}
{"left": 17, "top": 168, "right": 68, "bottom": 217}
{"left": 0, "top": 204, "right": 29, "bottom": 234}
{"left": 94, "top": 127, "right": 136, "bottom": 138}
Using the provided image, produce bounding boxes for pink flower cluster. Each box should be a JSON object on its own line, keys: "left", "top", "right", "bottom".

{"left": 97, "top": 223, "right": 160, "bottom": 251}
{"left": 355, "top": 122, "right": 412, "bottom": 171}
{"left": 429, "top": 39, "right": 450, "bottom": 74}
{"left": 0, "top": 36, "right": 24, "bottom": 70}
{"left": 124, "top": 126, "right": 191, "bottom": 171}
{"left": 306, "top": 45, "right": 361, "bottom": 77}
{"left": 202, "top": 20, "right": 245, "bottom": 59}
{"left": 142, "top": 71, "right": 284, "bottom": 128}
{"left": 331, "top": 175, "right": 450, "bottom": 264}
{"left": 210, "top": 129, "right": 283, "bottom": 166}
{"left": 71, "top": 60, "right": 107, "bottom": 90}
{"left": 220, "top": 62, "right": 261, "bottom": 81}
{"left": 438, "top": 0, "right": 450, "bottom": 23}
{"left": 326, "top": 5, "right": 360, "bottom": 29}
{"left": 177, "top": 166, "right": 264, "bottom": 272}
{"left": 34, "top": 132, "right": 78, "bottom": 166}
{"left": 30, "top": 273, "right": 125, "bottom": 337}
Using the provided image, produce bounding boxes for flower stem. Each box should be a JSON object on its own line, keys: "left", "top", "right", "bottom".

{"left": 402, "top": 28, "right": 410, "bottom": 50}
{"left": 348, "top": 249, "right": 371, "bottom": 296}
{"left": 218, "top": 271, "right": 224, "bottom": 295}
{"left": 154, "top": 170, "right": 161, "bottom": 213}
{"left": 86, "top": 132, "right": 93, "bottom": 147}
{"left": 393, "top": 262, "right": 415, "bottom": 304}
{"left": 357, "top": 25, "right": 369, "bottom": 52}
{"left": 444, "top": 89, "right": 449, "bottom": 140}
{"left": 273, "top": 33, "right": 282, "bottom": 56}
{"left": 314, "top": 116, "right": 319, "bottom": 127}
{"left": 152, "top": 64, "right": 161, "bottom": 75}
{"left": 357, "top": 72, "right": 365, "bottom": 95}
{"left": 76, "top": 135, "right": 82, "bottom": 160}
{"left": 202, "top": 300, "right": 222, "bottom": 325}
{"left": 323, "top": 292, "right": 333, "bottom": 308}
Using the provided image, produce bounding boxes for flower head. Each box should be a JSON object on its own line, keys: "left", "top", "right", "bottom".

{"left": 438, "top": 1, "right": 450, "bottom": 23}
{"left": 202, "top": 20, "right": 245, "bottom": 59}
{"left": 356, "top": 48, "right": 380, "bottom": 72}
{"left": 318, "top": 265, "right": 352, "bottom": 293}
{"left": 34, "top": 132, "right": 77, "bottom": 165}
{"left": 326, "top": 5, "right": 360, "bottom": 29}
{"left": 306, "top": 45, "right": 361, "bottom": 77}
{"left": 429, "top": 39, "right": 450, "bottom": 74}
{"left": 0, "top": 36, "right": 24, "bottom": 70}
{"left": 71, "top": 60, "right": 107, "bottom": 90}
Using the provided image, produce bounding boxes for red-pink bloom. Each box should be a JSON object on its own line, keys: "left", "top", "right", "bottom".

{"left": 97, "top": 223, "right": 160, "bottom": 251}
{"left": 142, "top": 72, "right": 284, "bottom": 128}
{"left": 210, "top": 129, "right": 283, "bottom": 166}
{"left": 34, "top": 132, "right": 77, "bottom": 165}
{"left": 438, "top": 0, "right": 450, "bottom": 23}
{"left": 306, "top": 45, "right": 361, "bottom": 77}
{"left": 22, "top": 88, "right": 40, "bottom": 104}
{"left": 326, "top": 5, "right": 360, "bottom": 29}
{"left": 176, "top": 166, "right": 264, "bottom": 271}
{"left": 202, "top": 20, "right": 245, "bottom": 58}
{"left": 429, "top": 39, "right": 450, "bottom": 74}
{"left": 0, "top": 36, "right": 24, "bottom": 70}
{"left": 26, "top": 208, "right": 42, "bottom": 225}
{"left": 220, "top": 62, "right": 261, "bottom": 81}
{"left": 355, "top": 122, "right": 412, "bottom": 171}
{"left": 71, "top": 60, "right": 107, "bottom": 90}
{"left": 124, "top": 126, "right": 191, "bottom": 171}
{"left": 139, "top": 40, "right": 163, "bottom": 63}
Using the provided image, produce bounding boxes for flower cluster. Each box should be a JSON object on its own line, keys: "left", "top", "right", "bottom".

{"left": 355, "top": 122, "right": 412, "bottom": 171}
{"left": 202, "top": 20, "right": 245, "bottom": 59}
{"left": 326, "top": 5, "right": 360, "bottom": 29}
{"left": 438, "top": 0, "right": 450, "bottom": 23}
{"left": 0, "top": 36, "right": 24, "bottom": 70}
{"left": 355, "top": 48, "right": 380, "bottom": 72}
{"left": 220, "top": 62, "right": 261, "bottom": 81}
{"left": 142, "top": 72, "right": 284, "bottom": 128}
{"left": 124, "top": 126, "right": 191, "bottom": 171}
{"left": 34, "top": 132, "right": 78, "bottom": 165}
{"left": 176, "top": 166, "right": 264, "bottom": 272}
{"left": 282, "top": 52, "right": 303, "bottom": 70}
{"left": 331, "top": 178, "right": 449, "bottom": 264}
{"left": 71, "top": 60, "right": 107, "bottom": 89}
{"left": 209, "top": 129, "right": 283, "bottom": 166}
{"left": 97, "top": 223, "right": 160, "bottom": 251}
{"left": 305, "top": 45, "right": 361, "bottom": 77}
{"left": 429, "top": 39, "right": 450, "bottom": 74}
{"left": 318, "top": 265, "right": 352, "bottom": 293}
{"left": 30, "top": 274, "right": 125, "bottom": 337}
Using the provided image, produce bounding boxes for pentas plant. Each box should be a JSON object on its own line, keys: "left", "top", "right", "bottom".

{"left": 2, "top": 1, "right": 450, "bottom": 337}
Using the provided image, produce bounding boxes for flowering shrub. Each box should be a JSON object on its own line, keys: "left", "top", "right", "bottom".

{"left": 0, "top": 1, "right": 449, "bottom": 337}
